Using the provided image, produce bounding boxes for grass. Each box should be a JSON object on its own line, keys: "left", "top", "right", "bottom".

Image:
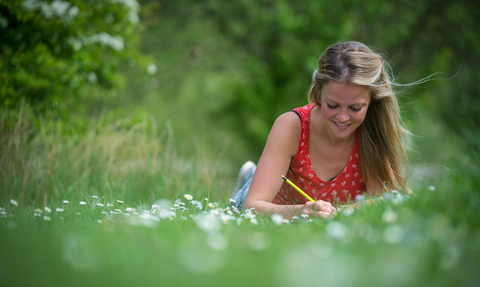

{"left": 1, "top": 109, "right": 479, "bottom": 287}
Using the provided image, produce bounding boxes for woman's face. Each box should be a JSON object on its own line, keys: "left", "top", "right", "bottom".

{"left": 319, "top": 82, "right": 371, "bottom": 139}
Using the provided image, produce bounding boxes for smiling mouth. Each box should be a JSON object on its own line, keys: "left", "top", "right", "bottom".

{"left": 333, "top": 121, "right": 351, "bottom": 128}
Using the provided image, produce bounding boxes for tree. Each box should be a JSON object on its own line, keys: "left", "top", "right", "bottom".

{"left": 152, "top": 0, "right": 479, "bottom": 156}
{"left": 0, "top": 0, "right": 151, "bottom": 115}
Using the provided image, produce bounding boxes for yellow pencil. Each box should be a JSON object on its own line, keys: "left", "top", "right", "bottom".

{"left": 281, "top": 175, "right": 315, "bottom": 202}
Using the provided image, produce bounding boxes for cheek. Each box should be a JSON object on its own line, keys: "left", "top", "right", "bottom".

{"left": 321, "top": 106, "right": 334, "bottom": 118}
{"left": 354, "top": 111, "right": 368, "bottom": 123}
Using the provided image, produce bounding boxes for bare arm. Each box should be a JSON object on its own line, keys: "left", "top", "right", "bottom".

{"left": 243, "top": 112, "right": 334, "bottom": 220}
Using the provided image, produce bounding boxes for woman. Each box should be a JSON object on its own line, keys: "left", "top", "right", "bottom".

{"left": 232, "top": 41, "right": 409, "bottom": 219}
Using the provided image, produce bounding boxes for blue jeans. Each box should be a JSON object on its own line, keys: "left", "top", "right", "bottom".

{"left": 232, "top": 178, "right": 253, "bottom": 210}
{"left": 231, "top": 162, "right": 256, "bottom": 210}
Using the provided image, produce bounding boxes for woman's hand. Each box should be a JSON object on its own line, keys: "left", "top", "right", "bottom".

{"left": 302, "top": 200, "right": 336, "bottom": 219}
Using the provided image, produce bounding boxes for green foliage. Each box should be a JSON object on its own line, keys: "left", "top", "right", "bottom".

{"left": 138, "top": 0, "right": 479, "bottom": 157}
{"left": 0, "top": 0, "right": 150, "bottom": 115}
{"left": 352, "top": 0, "right": 480, "bottom": 133}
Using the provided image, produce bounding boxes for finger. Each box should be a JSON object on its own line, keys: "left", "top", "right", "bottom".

{"left": 315, "top": 202, "right": 332, "bottom": 212}
{"left": 301, "top": 203, "right": 315, "bottom": 216}
{"left": 316, "top": 211, "right": 333, "bottom": 219}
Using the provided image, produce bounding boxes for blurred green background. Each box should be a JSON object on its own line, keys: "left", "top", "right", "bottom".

{"left": 1, "top": 0, "right": 479, "bottom": 194}
{"left": 1, "top": 2, "right": 480, "bottom": 287}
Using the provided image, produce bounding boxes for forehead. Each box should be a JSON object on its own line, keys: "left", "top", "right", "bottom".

{"left": 322, "top": 82, "right": 371, "bottom": 104}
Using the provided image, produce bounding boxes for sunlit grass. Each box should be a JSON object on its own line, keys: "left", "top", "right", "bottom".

{"left": 0, "top": 109, "right": 235, "bottom": 205}
{"left": 1, "top": 178, "right": 479, "bottom": 287}
{"left": 1, "top": 110, "right": 479, "bottom": 287}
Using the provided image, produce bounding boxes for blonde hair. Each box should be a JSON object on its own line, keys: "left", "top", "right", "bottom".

{"left": 308, "top": 41, "right": 410, "bottom": 192}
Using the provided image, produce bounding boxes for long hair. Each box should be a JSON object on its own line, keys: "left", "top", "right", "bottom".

{"left": 308, "top": 41, "right": 410, "bottom": 192}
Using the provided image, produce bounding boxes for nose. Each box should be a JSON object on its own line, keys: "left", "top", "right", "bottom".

{"left": 336, "top": 110, "right": 350, "bottom": 122}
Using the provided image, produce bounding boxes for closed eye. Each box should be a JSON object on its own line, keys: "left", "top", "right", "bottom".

{"left": 351, "top": 107, "right": 362, "bottom": 112}
{"left": 327, "top": 104, "right": 338, "bottom": 109}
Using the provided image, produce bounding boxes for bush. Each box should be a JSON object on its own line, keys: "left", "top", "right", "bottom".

{"left": 0, "top": 0, "right": 151, "bottom": 115}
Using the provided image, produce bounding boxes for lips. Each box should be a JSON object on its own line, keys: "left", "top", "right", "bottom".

{"left": 333, "top": 121, "right": 351, "bottom": 129}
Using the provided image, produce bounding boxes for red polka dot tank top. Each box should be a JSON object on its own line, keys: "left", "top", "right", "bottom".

{"left": 273, "top": 103, "right": 366, "bottom": 206}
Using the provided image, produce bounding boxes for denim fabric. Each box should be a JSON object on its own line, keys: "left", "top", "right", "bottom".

{"left": 232, "top": 178, "right": 252, "bottom": 210}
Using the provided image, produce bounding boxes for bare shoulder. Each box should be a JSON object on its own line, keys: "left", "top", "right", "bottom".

{"left": 273, "top": 111, "right": 301, "bottom": 133}
{"left": 264, "top": 111, "right": 302, "bottom": 158}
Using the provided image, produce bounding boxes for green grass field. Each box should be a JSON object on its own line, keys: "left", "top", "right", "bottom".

{"left": 1, "top": 113, "right": 479, "bottom": 287}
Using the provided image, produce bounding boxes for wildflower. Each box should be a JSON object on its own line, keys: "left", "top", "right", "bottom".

{"left": 326, "top": 221, "right": 348, "bottom": 239}
{"left": 236, "top": 218, "right": 244, "bottom": 225}
{"left": 34, "top": 212, "right": 41, "bottom": 217}
{"left": 10, "top": 199, "right": 18, "bottom": 206}
{"left": 43, "top": 216, "right": 51, "bottom": 221}
{"left": 428, "top": 186, "right": 436, "bottom": 191}
{"left": 107, "top": 203, "right": 113, "bottom": 207}
{"left": 205, "top": 198, "right": 209, "bottom": 201}
{"left": 44, "top": 207, "right": 52, "bottom": 213}
{"left": 382, "top": 209, "right": 398, "bottom": 224}
{"left": 139, "top": 212, "right": 153, "bottom": 220}
{"left": 271, "top": 214, "right": 284, "bottom": 226}
{"left": 97, "top": 203, "right": 104, "bottom": 207}
{"left": 191, "top": 200, "right": 202, "bottom": 209}
{"left": 210, "top": 209, "right": 220, "bottom": 216}
{"left": 1, "top": 211, "right": 6, "bottom": 217}
{"left": 383, "top": 225, "right": 404, "bottom": 244}
{"left": 92, "top": 195, "right": 99, "bottom": 199}
{"left": 229, "top": 198, "right": 236, "bottom": 204}
{"left": 301, "top": 214, "right": 309, "bottom": 219}
{"left": 158, "top": 210, "right": 175, "bottom": 219}
{"left": 79, "top": 201, "right": 87, "bottom": 205}
{"left": 56, "top": 208, "right": 64, "bottom": 213}
{"left": 250, "top": 218, "right": 258, "bottom": 225}
{"left": 208, "top": 203, "right": 215, "bottom": 208}
{"left": 355, "top": 194, "right": 366, "bottom": 202}
{"left": 184, "top": 194, "right": 193, "bottom": 201}
{"left": 35, "top": 208, "right": 43, "bottom": 213}
{"left": 101, "top": 211, "right": 108, "bottom": 215}
{"left": 392, "top": 193, "right": 405, "bottom": 205}
{"left": 147, "top": 63, "right": 157, "bottom": 75}
{"left": 63, "top": 200, "right": 69, "bottom": 204}
{"left": 207, "top": 233, "right": 228, "bottom": 250}
{"left": 220, "top": 213, "right": 235, "bottom": 224}
{"left": 126, "top": 207, "right": 135, "bottom": 212}
{"left": 195, "top": 214, "right": 220, "bottom": 233}
{"left": 342, "top": 206, "right": 354, "bottom": 216}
